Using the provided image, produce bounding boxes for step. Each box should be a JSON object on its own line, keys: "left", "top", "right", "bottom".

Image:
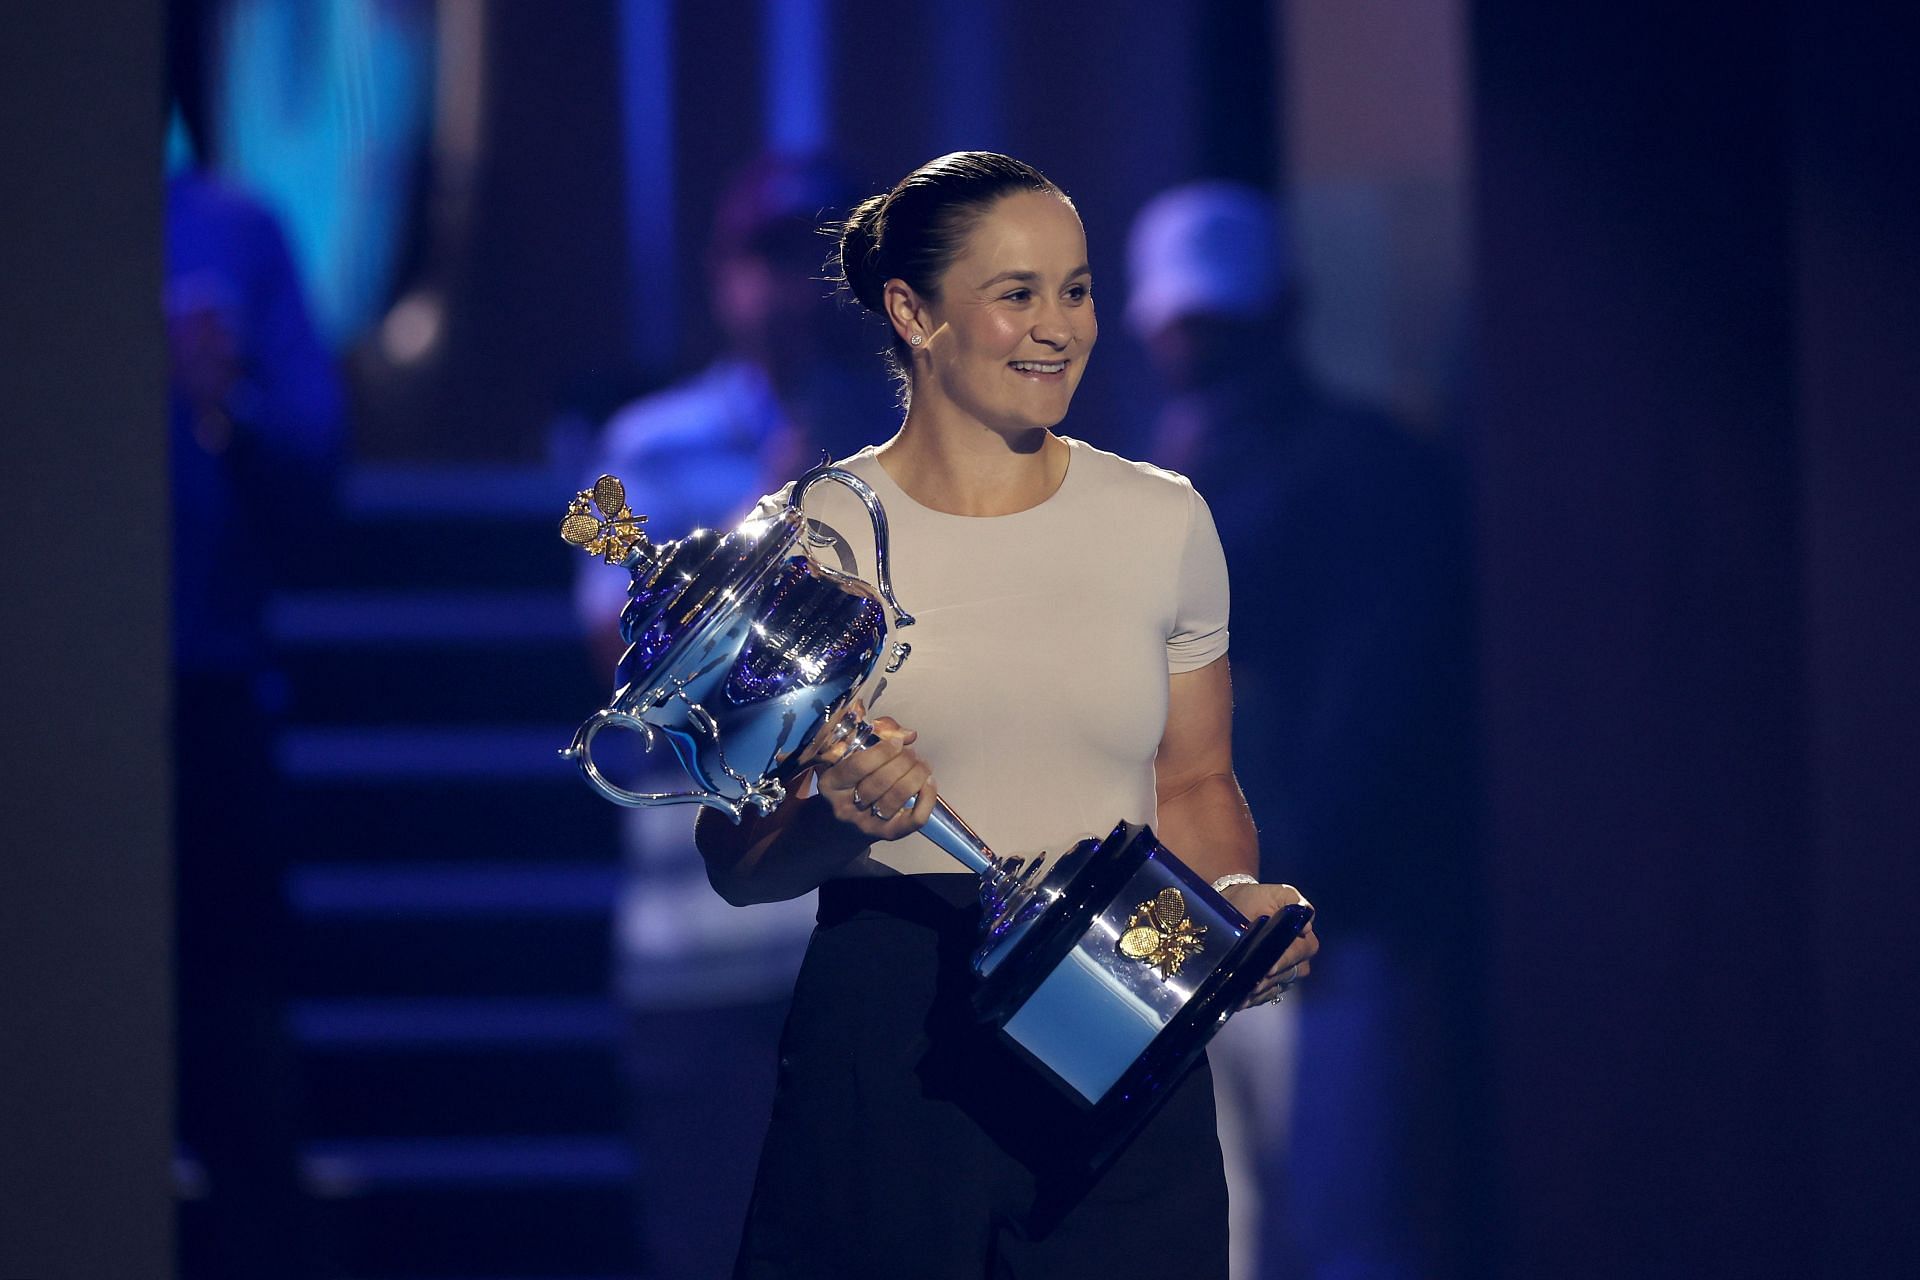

{"left": 289, "top": 916, "right": 613, "bottom": 999}
{"left": 320, "top": 512, "right": 578, "bottom": 592}
{"left": 345, "top": 463, "right": 570, "bottom": 523}
{"left": 270, "top": 587, "right": 611, "bottom": 725}
{"left": 304, "top": 1135, "right": 633, "bottom": 1194}
{"left": 288, "top": 864, "right": 618, "bottom": 919}
{"left": 276, "top": 779, "right": 618, "bottom": 865}
{"left": 277, "top": 725, "right": 584, "bottom": 784}
{"left": 298, "top": 1033, "right": 620, "bottom": 1138}
{"left": 309, "top": 1173, "right": 637, "bottom": 1274}
{"left": 281, "top": 644, "right": 609, "bottom": 728}
{"left": 322, "top": 464, "right": 582, "bottom": 595}
{"left": 269, "top": 589, "right": 582, "bottom": 648}
{"left": 292, "top": 997, "right": 621, "bottom": 1049}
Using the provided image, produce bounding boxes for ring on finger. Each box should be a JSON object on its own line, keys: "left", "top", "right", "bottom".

{"left": 850, "top": 785, "right": 866, "bottom": 808}
{"left": 869, "top": 803, "right": 891, "bottom": 821}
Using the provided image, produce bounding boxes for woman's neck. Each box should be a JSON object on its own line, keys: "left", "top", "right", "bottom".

{"left": 878, "top": 406, "right": 1068, "bottom": 517}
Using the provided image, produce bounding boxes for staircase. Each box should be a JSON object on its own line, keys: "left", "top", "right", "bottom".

{"left": 272, "top": 463, "right": 637, "bottom": 1279}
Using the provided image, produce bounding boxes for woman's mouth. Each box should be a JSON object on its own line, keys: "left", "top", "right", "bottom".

{"left": 1009, "top": 360, "right": 1068, "bottom": 379}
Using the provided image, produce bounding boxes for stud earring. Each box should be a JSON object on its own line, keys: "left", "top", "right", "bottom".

{"left": 909, "top": 334, "right": 922, "bottom": 346}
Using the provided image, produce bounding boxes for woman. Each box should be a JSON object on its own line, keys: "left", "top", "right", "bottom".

{"left": 696, "top": 152, "right": 1319, "bottom": 1278}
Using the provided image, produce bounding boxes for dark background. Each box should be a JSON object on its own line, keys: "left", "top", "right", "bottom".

{"left": 3, "top": 1, "right": 1916, "bottom": 1276}
{"left": 1473, "top": 2, "right": 1919, "bottom": 1273}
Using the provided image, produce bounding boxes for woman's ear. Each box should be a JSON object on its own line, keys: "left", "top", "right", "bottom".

{"left": 882, "top": 279, "right": 928, "bottom": 349}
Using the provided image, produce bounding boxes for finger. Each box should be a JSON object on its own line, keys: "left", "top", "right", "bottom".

{"left": 843, "top": 716, "right": 909, "bottom": 754}
{"left": 1245, "top": 973, "right": 1280, "bottom": 1006}
{"left": 1263, "top": 959, "right": 1309, "bottom": 989}
{"left": 1240, "top": 979, "right": 1287, "bottom": 1010}
{"left": 869, "top": 760, "right": 933, "bottom": 820}
{"left": 838, "top": 743, "right": 918, "bottom": 805}
{"left": 873, "top": 774, "right": 939, "bottom": 837}
{"left": 1270, "top": 935, "right": 1316, "bottom": 976}
{"left": 1246, "top": 954, "right": 1312, "bottom": 1005}
{"left": 897, "top": 776, "right": 939, "bottom": 833}
{"left": 819, "top": 717, "right": 914, "bottom": 776}
{"left": 847, "top": 750, "right": 922, "bottom": 810}
{"left": 822, "top": 733, "right": 914, "bottom": 795}
{"left": 798, "top": 701, "right": 866, "bottom": 767}
{"left": 1249, "top": 948, "right": 1317, "bottom": 1005}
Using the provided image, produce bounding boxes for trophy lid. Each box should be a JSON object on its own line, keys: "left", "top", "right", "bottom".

{"left": 562, "top": 475, "right": 808, "bottom": 696}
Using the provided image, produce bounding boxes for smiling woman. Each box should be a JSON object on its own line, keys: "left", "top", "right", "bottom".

{"left": 697, "top": 152, "right": 1319, "bottom": 1278}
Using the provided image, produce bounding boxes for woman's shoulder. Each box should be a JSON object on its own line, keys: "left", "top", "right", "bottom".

{"left": 1059, "top": 436, "right": 1204, "bottom": 515}
{"left": 755, "top": 446, "right": 884, "bottom": 524}
{"left": 829, "top": 445, "right": 887, "bottom": 482}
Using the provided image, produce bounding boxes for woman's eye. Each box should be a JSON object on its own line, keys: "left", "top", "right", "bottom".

{"left": 1065, "top": 285, "right": 1090, "bottom": 302}
{"left": 1003, "top": 289, "right": 1031, "bottom": 303}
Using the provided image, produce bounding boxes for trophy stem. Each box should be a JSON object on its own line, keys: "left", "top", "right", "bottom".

{"left": 920, "top": 800, "right": 1018, "bottom": 901}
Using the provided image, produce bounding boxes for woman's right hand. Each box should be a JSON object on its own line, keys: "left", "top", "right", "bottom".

{"left": 802, "top": 704, "right": 938, "bottom": 842}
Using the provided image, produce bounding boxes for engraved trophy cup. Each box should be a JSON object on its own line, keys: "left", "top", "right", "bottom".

{"left": 560, "top": 464, "right": 1309, "bottom": 1143}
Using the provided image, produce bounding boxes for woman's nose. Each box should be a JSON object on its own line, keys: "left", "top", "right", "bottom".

{"left": 1032, "top": 302, "right": 1073, "bottom": 347}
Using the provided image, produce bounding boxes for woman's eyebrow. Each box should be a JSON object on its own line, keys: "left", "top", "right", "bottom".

{"left": 977, "top": 264, "right": 1094, "bottom": 288}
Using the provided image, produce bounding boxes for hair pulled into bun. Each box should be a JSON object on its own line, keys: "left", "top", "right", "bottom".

{"left": 834, "top": 193, "right": 891, "bottom": 313}
{"left": 826, "top": 152, "right": 1067, "bottom": 395}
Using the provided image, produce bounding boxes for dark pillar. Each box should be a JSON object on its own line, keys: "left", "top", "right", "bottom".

{"left": 0, "top": 3, "right": 172, "bottom": 1278}
{"left": 1470, "top": 3, "right": 1817, "bottom": 1275}
{"left": 1793, "top": 4, "right": 1920, "bottom": 1273}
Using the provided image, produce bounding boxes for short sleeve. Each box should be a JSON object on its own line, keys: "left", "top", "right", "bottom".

{"left": 746, "top": 482, "right": 794, "bottom": 524}
{"left": 1166, "top": 483, "right": 1231, "bottom": 673}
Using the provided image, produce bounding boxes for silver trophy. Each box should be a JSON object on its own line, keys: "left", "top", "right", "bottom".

{"left": 560, "top": 463, "right": 1308, "bottom": 1139}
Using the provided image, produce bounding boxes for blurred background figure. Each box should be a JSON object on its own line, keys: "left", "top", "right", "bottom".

{"left": 1128, "top": 182, "right": 1476, "bottom": 1280}
{"left": 574, "top": 152, "right": 896, "bottom": 1280}
{"left": 168, "top": 117, "right": 346, "bottom": 1279}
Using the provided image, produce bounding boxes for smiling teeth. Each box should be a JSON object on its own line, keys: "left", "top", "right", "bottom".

{"left": 1011, "top": 361, "right": 1066, "bottom": 372}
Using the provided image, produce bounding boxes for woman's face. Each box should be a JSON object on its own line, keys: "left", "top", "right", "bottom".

{"left": 913, "top": 190, "right": 1097, "bottom": 434}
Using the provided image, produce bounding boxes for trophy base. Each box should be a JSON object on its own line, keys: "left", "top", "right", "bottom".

{"left": 971, "top": 822, "right": 1304, "bottom": 1159}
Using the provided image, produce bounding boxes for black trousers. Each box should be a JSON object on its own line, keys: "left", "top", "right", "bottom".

{"left": 735, "top": 875, "right": 1229, "bottom": 1279}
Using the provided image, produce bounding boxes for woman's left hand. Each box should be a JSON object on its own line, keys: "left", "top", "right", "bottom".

{"left": 1219, "top": 882, "right": 1319, "bottom": 1009}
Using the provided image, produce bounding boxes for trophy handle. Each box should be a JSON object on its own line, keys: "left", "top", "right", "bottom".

{"left": 560, "top": 707, "right": 784, "bottom": 818}
{"left": 792, "top": 464, "right": 917, "bottom": 629}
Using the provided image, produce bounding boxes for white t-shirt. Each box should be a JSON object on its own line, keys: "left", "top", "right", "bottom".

{"left": 787, "top": 435, "right": 1231, "bottom": 876}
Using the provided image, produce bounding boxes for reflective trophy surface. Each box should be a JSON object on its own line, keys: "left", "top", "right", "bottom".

{"left": 560, "top": 463, "right": 1310, "bottom": 1141}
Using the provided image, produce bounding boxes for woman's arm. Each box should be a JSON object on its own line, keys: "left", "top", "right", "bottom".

{"left": 1154, "top": 656, "right": 1259, "bottom": 882}
{"left": 695, "top": 711, "right": 937, "bottom": 905}
{"left": 1155, "top": 656, "right": 1319, "bottom": 1002}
